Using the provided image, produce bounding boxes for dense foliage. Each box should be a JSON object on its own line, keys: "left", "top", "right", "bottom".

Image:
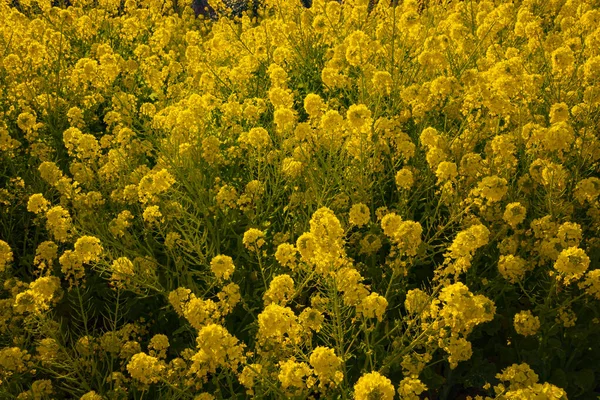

{"left": 1, "top": 0, "right": 600, "bottom": 398}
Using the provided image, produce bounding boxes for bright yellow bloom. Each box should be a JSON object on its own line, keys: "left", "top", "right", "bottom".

{"left": 496, "top": 363, "right": 539, "bottom": 389}
{"left": 127, "top": 353, "right": 165, "bottom": 384}
{"left": 514, "top": 310, "right": 540, "bottom": 336}
{"left": 27, "top": 194, "right": 50, "bottom": 214}
{"left": 398, "top": 377, "right": 427, "bottom": 400}
{"left": 257, "top": 303, "right": 300, "bottom": 345}
{"left": 498, "top": 255, "right": 529, "bottom": 283}
{"left": 554, "top": 247, "right": 590, "bottom": 282}
{"left": 45, "top": 206, "right": 72, "bottom": 243}
{"left": 309, "top": 347, "right": 343, "bottom": 386}
{"left": 74, "top": 236, "right": 103, "bottom": 264}
{"left": 275, "top": 243, "right": 298, "bottom": 270}
{"left": 395, "top": 168, "right": 414, "bottom": 190}
{"left": 243, "top": 228, "right": 266, "bottom": 251}
{"left": 353, "top": 371, "right": 395, "bottom": 400}
{"left": 278, "top": 359, "right": 314, "bottom": 393}
{"left": 210, "top": 255, "right": 235, "bottom": 280}
{"left": 0, "top": 240, "right": 13, "bottom": 273}
{"left": 357, "top": 292, "right": 388, "bottom": 321}
{"left": 349, "top": 203, "right": 370, "bottom": 227}
{"left": 263, "top": 274, "right": 295, "bottom": 305}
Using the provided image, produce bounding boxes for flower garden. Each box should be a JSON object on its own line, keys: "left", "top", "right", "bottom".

{"left": 1, "top": 0, "right": 600, "bottom": 398}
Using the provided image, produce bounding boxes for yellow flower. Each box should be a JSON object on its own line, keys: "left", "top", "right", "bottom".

{"left": 395, "top": 168, "right": 414, "bottom": 190}
{"left": 63, "top": 127, "right": 100, "bottom": 160}
{"left": 275, "top": 243, "right": 298, "bottom": 270}
{"left": 17, "top": 112, "right": 37, "bottom": 132}
{"left": 36, "top": 338, "right": 60, "bottom": 365}
{"left": 346, "top": 104, "right": 372, "bottom": 132}
{"left": 398, "top": 377, "right": 428, "bottom": 400}
{"left": 443, "top": 336, "right": 473, "bottom": 369}
{"left": 268, "top": 87, "right": 294, "bottom": 109}
{"left": 349, "top": 203, "right": 370, "bottom": 227}
{"left": 503, "top": 382, "right": 566, "bottom": 399}
{"left": 274, "top": 108, "right": 297, "bottom": 133}
{"left": 30, "top": 380, "right": 53, "bottom": 399}
{"left": 447, "top": 224, "right": 490, "bottom": 260}
{"left": 503, "top": 202, "right": 527, "bottom": 228}
{"left": 282, "top": 158, "right": 303, "bottom": 179}
{"left": 310, "top": 207, "right": 345, "bottom": 246}
{"left": 168, "top": 287, "right": 193, "bottom": 317}
{"left": 240, "top": 127, "right": 271, "bottom": 150}
{"left": 336, "top": 267, "right": 369, "bottom": 306}
{"left": 148, "top": 334, "right": 169, "bottom": 359}
{"left": 27, "top": 194, "right": 49, "bottom": 214}
{"left": 556, "top": 307, "right": 577, "bottom": 328}
{"left": 380, "top": 213, "right": 403, "bottom": 238}
{"left": 34, "top": 241, "right": 58, "bottom": 272}
{"left": 304, "top": 93, "right": 326, "bottom": 117}
{"left": 264, "top": 274, "right": 295, "bottom": 305}
{"left": 74, "top": 236, "right": 103, "bottom": 264}
{"left": 239, "top": 364, "right": 263, "bottom": 395}
{"left": 13, "top": 276, "right": 62, "bottom": 314}
{"left": 474, "top": 176, "right": 508, "bottom": 203}
{"left": 549, "top": 102, "right": 569, "bottom": 124}
{"left": 138, "top": 169, "right": 176, "bottom": 204}
{"left": 59, "top": 250, "right": 84, "bottom": 286}
{"left": 359, "top": 234, "right": 382, "bottom": 255}
{"left": 0, "top": 240, "right": 13, "bottom": 272}
{"left": 353, "top": 371, "right": 395, "bottom": 400}
{"left": 184, "top": 297, "right": 220, "bottom": 330}
{"left": 299, "top": 307, "right": 324, "bottom": 332}
{"left": 404, "top": 288, "right": 430, "bottom": 315}
{"left": 296, "top": 232, "right": 318, "bottom": 262}
{"left": 583, "top": 55, "right": 600, "bottom": 83}
{"left": 278, "top": 359, "right": 314, "bottom": 393}
{"left": 372, "top": 71, "right": 393, "bottom": 95}
{"left": 420, "top": 127, "right": 441, "bottom": 148}
{"left": 190, "top": 324, "right": 245, "bottom": 376}
{"left": 143, "top": 205, "right": 163, "bottom": 225}
{"left": 556, "top": 222, "right": 582, "bottom": 248}
{"left": 551, "top": 46, "right": 575, "bottom": 76}
{"left": 496, "top": 363, "right": 539, "bottom": 389}
{"left": 435, "top": 161, "right": 458, "bottom": 182}
{"left": 210, "top": 255, "right": 235, "bottom": 280}
{"left": 580, "top": 270, "right": 600, "bottom": 300}
{"left": 257, "top": 303, "right": 300, "bottom": 344}
{"left": 513, "top": 310, "right": 540, "bottom": 336}
{"left": 436, "top": 282, "right": 496, "bottom": 336}
{"left": 573, "top": 177, "right": 600, "bottom": 204}
{"left": 243, "top": 228, "right": 266, "bottom": 251}
{"left": 217, "top": 282, "right": 241, "bottom": 314}
{"left": 80, "top": 391, "right": 104, "bottom": 400}
{"left": 314, "top": 3, "right": 335, "bottom": 26}
{"left": 357, "top": 292, "right": 388, "bottom": 321}
{"left": 110, "top": 257, "right": 135, "bottom": 287}
{"left": 553, "top": 247, "right": 590, "bottom": 282}
{"left": 498, "top": 255, "right": 529, "bottom": 284}
{"left": 0, "top": 347, "right": 31, "bottom": 377}
{"left": 388, "top": 220, "right": 423, "bottom": 257}
{"left": 127, "top": 353, "right": 165, "bottom": 384}
{"left": 345, "top": 30, "right": 372, "bottom": 67}
{"left": 309, "top": 347, "right": 343, "bottom": 386}
{"left": 109, "top": 210, "right": 134, "bottom": 238}
{"left": 45, "top": 206, "right": 73, "bottom": 243}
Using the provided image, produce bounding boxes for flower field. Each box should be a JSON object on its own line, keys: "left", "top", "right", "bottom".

{"left": 1, "top": 0, "right": 600, "bottom": 398}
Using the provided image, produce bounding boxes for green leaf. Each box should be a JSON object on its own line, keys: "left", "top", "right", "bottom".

{"left": 550, "top": 368, "right": 568, "bottom": 390}
{"left": 573, "top": 369, "right": 595, "bottom": 393}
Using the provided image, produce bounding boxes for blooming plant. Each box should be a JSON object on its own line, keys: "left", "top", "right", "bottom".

{"left": 0, "top": 0, "right": 599, "bottom": 398}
